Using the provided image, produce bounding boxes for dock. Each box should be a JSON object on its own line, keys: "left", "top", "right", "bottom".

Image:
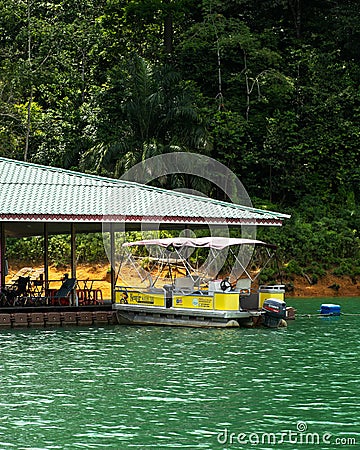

{"left": 0, "top": 305, "right": 116, "bottom": 328}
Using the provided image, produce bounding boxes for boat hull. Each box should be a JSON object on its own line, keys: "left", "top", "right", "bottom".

{"left": 113, "top": 304, "right": 263, "bottom": 328}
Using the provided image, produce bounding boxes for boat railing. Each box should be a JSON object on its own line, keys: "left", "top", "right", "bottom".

{"left": 259, "top": 284, "right": 285, "bottom": 292}
{"left": 116, "top": 285, "right": 166, "bottom": 294}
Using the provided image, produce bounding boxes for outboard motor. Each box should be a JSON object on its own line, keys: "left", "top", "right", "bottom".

{"left": 262, "top": 298, "right": 287, "bottom": 328}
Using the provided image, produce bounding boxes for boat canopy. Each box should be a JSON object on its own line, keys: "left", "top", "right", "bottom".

{"left": 122, "top": 237, "right": 277, "bottom": 250}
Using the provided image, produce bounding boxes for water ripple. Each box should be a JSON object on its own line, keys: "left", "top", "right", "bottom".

{"left": 0, "top": 299, "right": 358, "bottom": 448}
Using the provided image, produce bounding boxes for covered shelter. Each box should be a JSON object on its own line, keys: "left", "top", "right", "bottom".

{"left": 0, "top": 157, "right": 290, "bottom": 302}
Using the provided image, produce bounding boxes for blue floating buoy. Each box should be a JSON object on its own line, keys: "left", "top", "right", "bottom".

{"left": 319, "top": 303, "right": 341, "bottom": 316}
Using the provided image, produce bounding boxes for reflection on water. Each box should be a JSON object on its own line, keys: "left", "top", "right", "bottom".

{"left": 0, "top": 298, "right": 359, "bottom": 449}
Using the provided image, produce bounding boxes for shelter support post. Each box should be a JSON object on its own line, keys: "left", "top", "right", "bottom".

{"left": 110, "top": 223, "right": 115, "bottom": 303}
{"left": 71, "top": 223, "right": 77, "bottom": 306}
{"left": 44, "top": 223, "right": 49, "bottom": 294}
{"left": 0, "top": 223, "right": 5, "bottom": 290}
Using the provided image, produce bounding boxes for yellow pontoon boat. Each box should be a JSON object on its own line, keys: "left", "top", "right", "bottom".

{"left": 113, "top": 237, "right": 287, "bottom": 328}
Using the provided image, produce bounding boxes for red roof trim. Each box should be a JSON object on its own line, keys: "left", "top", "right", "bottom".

{"left": 0, "top": 213, "right": 283, "bottom": 225}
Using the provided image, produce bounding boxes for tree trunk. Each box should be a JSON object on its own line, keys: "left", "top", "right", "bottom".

{"left": 289, "top": 0, "right": 301, "bottom": 39}
{"left": 24, "top": 89, "right": 33, "bottom": 162}
{"left": 24, "top": 0, "right": 33, "bottom": 162}
{"left": 163, "top": 0, "right": 173, "bottom": 53}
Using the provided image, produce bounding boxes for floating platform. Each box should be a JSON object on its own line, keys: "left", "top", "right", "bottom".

{"left": 320, "top": 303, "right": 341, "bottom": 316}
{"left": 0, "top": 305, "right": 115, "bottom": 328}
{"left": 0, "top": 302, "right": 295, "bottom": 329}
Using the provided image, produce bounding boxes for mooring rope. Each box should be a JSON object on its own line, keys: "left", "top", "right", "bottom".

{"left": 297, "top": 312, "right": 360, "bottom": 317}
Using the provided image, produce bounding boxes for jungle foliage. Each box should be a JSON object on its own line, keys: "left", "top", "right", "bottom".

{"left": 1, "top": 0, "right": 360, "bottom": 281}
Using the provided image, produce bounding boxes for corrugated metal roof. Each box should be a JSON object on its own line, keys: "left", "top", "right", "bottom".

{"left": 0, "top": 157, "right": 290, "bottom": 226}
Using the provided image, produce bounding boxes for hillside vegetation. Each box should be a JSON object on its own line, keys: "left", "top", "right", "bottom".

{"left": 1, "top": 1, "right": 360, "bottom": 284}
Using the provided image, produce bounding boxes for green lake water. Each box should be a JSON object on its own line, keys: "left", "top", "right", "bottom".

{"left": 0, "top": 298, "right": 359, "bottom": 449}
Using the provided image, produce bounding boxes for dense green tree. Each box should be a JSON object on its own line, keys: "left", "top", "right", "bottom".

{"left": 1, "top": 0, "right": 360, "bottom": 277}
{"left": 0, "top": 0, "right": 106, "bottom": 166}
{"left": 80, "top": 54, "right": 207, "bottom": 176}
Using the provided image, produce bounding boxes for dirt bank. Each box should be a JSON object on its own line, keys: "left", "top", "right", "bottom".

{"left": 286, "top": 274, "right": 360, "bottom": 297}
{"left": 6, "top": 263, "right": 360, "bottom": 299}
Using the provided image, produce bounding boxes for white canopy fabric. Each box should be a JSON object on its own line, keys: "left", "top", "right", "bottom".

{"left": 122, "top": 236, "right": 277, "bottom": 250}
